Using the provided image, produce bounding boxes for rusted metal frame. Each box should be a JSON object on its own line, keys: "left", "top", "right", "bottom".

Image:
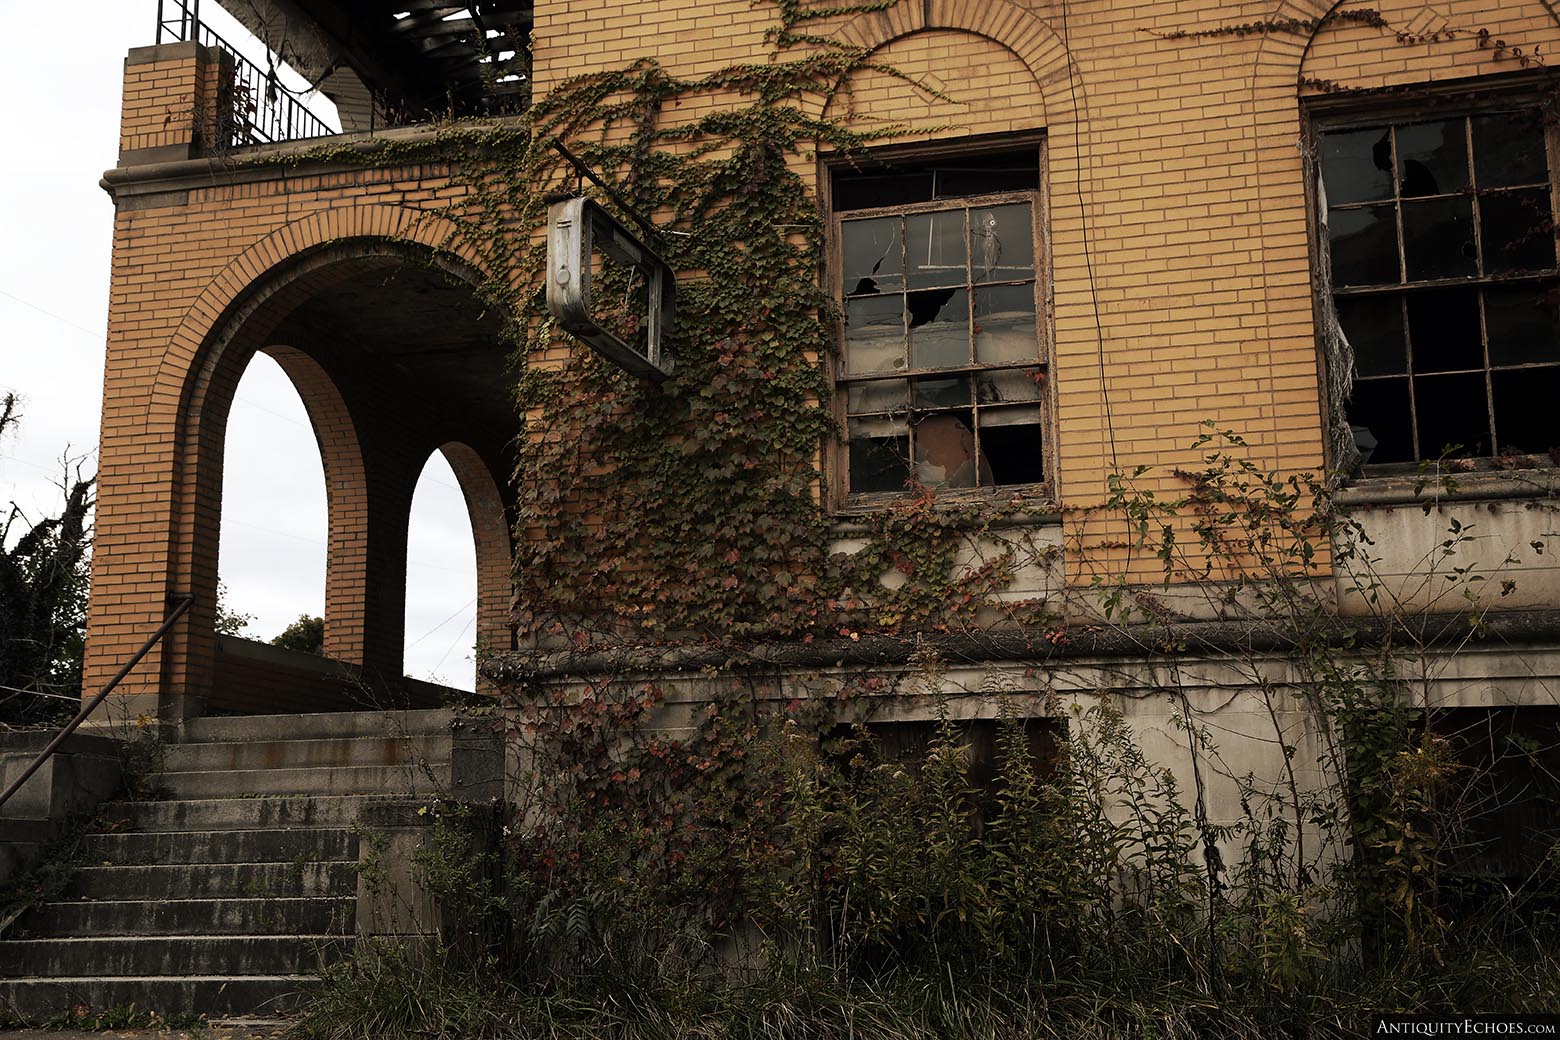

{"left": 819, "top": 134, "right": 1051, "bottom": 510}
{"left": 1316, "top": 102, "right": 1560, "bottom": 464}
{"left": 835, "top": 188, "right": 1048, "bottom": 499}
{"left": 0, "top": 596, "right": 195, "bottom": 813}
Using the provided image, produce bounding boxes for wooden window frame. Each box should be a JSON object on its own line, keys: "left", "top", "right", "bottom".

{"left": 822, "top": 136, "right": 1056, "bottom": 512}
{"left": 1307, "top": 81, "right": 1560, "bottom": 472}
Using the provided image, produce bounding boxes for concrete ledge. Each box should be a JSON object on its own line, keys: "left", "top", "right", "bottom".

{"left": 484, "top": 608, "right": 1560, "bottom": 682}
{"left": 0, "top": 732, "right": 122, "bottom": 822}
{"left": 1337, "top": 468, "right": 1560, "bottom": 507}
{"left": 125, "top": 41, "right": 210, "bottom": 66}
{"left": 0, "top": 731, "right": 124, "bottom": 887}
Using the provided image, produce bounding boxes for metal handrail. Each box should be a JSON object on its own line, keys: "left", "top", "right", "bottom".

{"left": 0, "top": 595, "right": 194, "bottom": 812}
{"left": 154, "top": 0, "right": 335, "bottom": 147}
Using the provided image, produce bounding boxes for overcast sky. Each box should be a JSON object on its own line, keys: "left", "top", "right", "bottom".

{"left": 0, "top": 1, "right": 479, "bottom": 691}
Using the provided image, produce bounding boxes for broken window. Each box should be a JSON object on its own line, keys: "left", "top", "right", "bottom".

{"left": 1433, "top": 707, "right": 1560, "bottom": 887}
{"left": 1319, "top": 109, "right": 1560, "bottom": 466}
{"left": 832, "top": 149, "right": 1049, "bottom": 498}
{"left": 831, "top": 715, "right": 1063, "bottom": 828}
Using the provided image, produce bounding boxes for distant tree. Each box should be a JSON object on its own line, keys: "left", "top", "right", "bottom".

{"left": 271, "top": 614, "right": 324, "bottom": 655}
{"left": 0, "top": 394, "right": 94, "bottom": 725}
{"left": 213, "top": 580, "right": 255, "bottom": 637}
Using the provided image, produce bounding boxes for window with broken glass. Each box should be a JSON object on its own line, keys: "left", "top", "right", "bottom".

{"left": 833, "top": 150, "right": 1049, "bottom": 499}
{"left": 1320, "top": 107, "right": 1560, "bottom": 466}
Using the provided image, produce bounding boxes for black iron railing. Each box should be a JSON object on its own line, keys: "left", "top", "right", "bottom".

{"left": 0, "top": 596, "right": 194, "bottom": 813}
{"left": 155, "top": 0, "right": 335, "bottom": 148}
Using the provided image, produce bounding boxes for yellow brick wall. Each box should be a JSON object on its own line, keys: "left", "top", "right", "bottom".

{"left": 86, "top": 0, "right": 1560, "bottom": 708}
{"left": 119, "top": 51, "right": 202, "bottom": 156}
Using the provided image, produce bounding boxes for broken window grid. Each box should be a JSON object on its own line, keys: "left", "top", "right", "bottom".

{"left": 839, "top": 193, "right": 1047, "bottom": 494}
{"left": 1322, "top": 111, "right": 1560, "bottom": 465}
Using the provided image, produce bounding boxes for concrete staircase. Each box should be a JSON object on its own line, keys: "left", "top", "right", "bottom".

{"left": 0, "top": 709, "right": 457, "bottom": 1020}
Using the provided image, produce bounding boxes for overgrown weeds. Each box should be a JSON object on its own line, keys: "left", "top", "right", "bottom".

{"left": 293, "top": 426, "right": 1560, "bottom": 1038}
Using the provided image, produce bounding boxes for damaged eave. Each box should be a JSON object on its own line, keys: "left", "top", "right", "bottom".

{"left": 214, "top": 0, "right": 532, "bottom": 128}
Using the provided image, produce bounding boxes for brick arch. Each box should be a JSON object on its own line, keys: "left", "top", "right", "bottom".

{"left": 147, "top": 209, "right": 501, "bottom": 708}
{"left": 148, "top": 203, "right": 482, "bottom": 427}
{"left": 434, "top": 441, "right": 515, "bottom": 693}
{"left": 259, "top": 345, "right": 371, "bottom": 668}
{"left": 821, "top": 0, "right": 1080, "bottom": 128}
{"left": 1252, "top": 0, "right": 1560, "bottom": 91}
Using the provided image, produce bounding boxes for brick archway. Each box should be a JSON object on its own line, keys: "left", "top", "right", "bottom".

{"left": 84, "top": 204, "right": 512, "bottom": 721}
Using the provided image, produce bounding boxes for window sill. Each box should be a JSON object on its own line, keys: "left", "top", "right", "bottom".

{"left": 1336, "top": 462, "right": 1560, "bottom": 507}
{"left": 830, "top": 485, "right": 1060, "bottom": 534}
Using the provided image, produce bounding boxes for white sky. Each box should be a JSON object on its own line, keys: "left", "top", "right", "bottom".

{"left": 0, "top": 1, "right": 479, "bottom": 691}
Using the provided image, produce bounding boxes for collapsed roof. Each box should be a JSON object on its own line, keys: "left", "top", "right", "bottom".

{"left": 216, "top": 0, "right": 532, "bottom": 131}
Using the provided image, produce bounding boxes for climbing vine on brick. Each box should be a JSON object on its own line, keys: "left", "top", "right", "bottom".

{"left": 275, "top": 0, "right": 1051, "bottom": 647}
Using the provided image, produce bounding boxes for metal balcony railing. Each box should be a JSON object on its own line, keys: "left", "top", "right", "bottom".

{"left": 155, "top": 0, "right": 336, "bottom": 148}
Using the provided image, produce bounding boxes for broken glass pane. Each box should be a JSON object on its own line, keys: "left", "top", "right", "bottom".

{"left": 1329, "top": 205, "right": 1399, "bottom": 286}
{"left": 845, "top": 295, "right": 905, "bottom": 375}
{"left": 849, "top": 417, "right": 910, "bottom": 493}
{"left": 1407, "top": 288, "right": 1483, "bottom": 373}
{"left": 843, "top": 216, "right": 903, "bottom": 295}
{"left": 977, "top": 367, "right": 1044, "bottom": 403}
{"left": 1396, "top": 120, "right": 1468, "bottom": 198}
{"left": 906, "top": 210, "right": 967, "bottom": 289}
{"left": 934, "top": 161, "right": 1040, "bottom": 199}
{"left": 833, "top": 170, "right": 935, "bottom": 212}
{"left": 908, "top": 288, "right": 969, "bottom": 369}
{"left": 1485, "top": 283, "right": 1560, "bottom": 366}
{"left": 970, "top": 204, "right": 1035, "bottom": 282}
{"left": 1415, "top": 371, "right": 1490, "bottom": 458}
{"left": 1347, "top": 376, "right": 1413, "bottom": 464}
{"left": 1493, "top": 367, "right": 1560, "bottom": 454}
{"left": 1323, "top": 127, "right": 1394, "bottom": 205}
{"left": 974, "top": 284, "right": 1038, "bottom": 364}
{"left": 1337, "top": 293, "right": 1407, "bottom": 376}
{"left": 1403, "top": 196, "right": 1477, "bottom": 281}
{"left": 847, "top": 378, "right": 907, "bottom": 415}
{"left": 1480, "top": 188, "right": 1556, "bottom": 275}
{"left": 980, "top": 406, "right": 1044, "bottom": 485}
{"left": 912, "top": 374, "right": 973, "bottom": 408}
{"left": 1473, "top": 112, "right": 1548, "bottom": 189}
{"left": 913, "top": 412, "right": 982, "bottom": 488}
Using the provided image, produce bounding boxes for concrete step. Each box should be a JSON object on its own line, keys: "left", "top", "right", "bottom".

{"left": 0, "top": 974, "right": 316, "bottom": 1019}
{"left": 85, "top": 828, "right": 354, "bottom": 865}
{"left": 0, "top": 934, "right": 349, "bottom": 977}
{"left": 161, "top": 734, "right": 451, "bottom": 773}
{"left": 16, "top": 897, "right": 354, "bottom": 938}
{"left": 68, "top": 860, "right": 357, "bottom": 900}
{"left": 105, "top": 795, "right": 377, "bottom": 832}
{"left": 157, "top": 764, "right": 438, "bottom": 799}
{"left": 182, "top": 708, "right": 454, "bottom": 743}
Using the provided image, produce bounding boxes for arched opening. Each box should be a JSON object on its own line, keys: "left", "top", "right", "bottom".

{"left": 217, "top": 352, "right": 328, "bottom": 646}
{"left": 154, "top": 240, "right": 517, "bottom": 714}
{"left": 404, "top": 450, "right": 479, "bottom": 692}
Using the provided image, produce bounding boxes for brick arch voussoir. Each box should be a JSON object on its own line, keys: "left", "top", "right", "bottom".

{"left": 815, "top": 0, "right": 1079, "bottom": 128}
{"left": 1255, "top": 0, "right": 1560, "bottom": 93}
{"left": 148, "top": 204, "right": 484, "bottom": 432}
{"left": 261, "top": 344, "right": 372, "bottom": 667}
